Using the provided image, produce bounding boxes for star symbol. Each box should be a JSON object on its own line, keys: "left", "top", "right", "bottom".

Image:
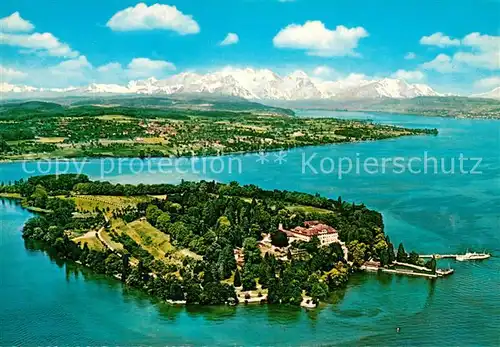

{"left": 274, "top": 150, "right": 287, "bottom": 164}
{"left": 255, "top": 151, "right": 270, "bottom": 164}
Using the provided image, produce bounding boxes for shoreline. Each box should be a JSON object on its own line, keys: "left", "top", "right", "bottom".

{"left": 293, "top": 108, "right": 500, "bottom": 120}
{"left": 0, "top": 132, "right": 434, "bottom": 164}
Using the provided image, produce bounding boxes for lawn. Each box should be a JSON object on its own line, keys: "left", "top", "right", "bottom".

{"left": 114, "top": 219, "right": 174, "bottom": 262}
{"left": 286, "top": 205, "right": 334, "bottom": 214}
{"left": 72, "top": 195, "right": 152, "bottom": 215}
{"left": 0, "top": 193, "right": 22, "bottom": 199}
{"left": 37, "top": 137, "right": 67, "bottom": 143}
{"left": 96, "top": 115, "right": 134, "bottom": 122}
{"left": 73, "top": 232, "right": 105, "bottom": 251}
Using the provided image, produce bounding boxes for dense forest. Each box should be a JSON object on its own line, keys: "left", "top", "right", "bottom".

{"left": 2, "top": 174, "right": 429, "bottom": 306}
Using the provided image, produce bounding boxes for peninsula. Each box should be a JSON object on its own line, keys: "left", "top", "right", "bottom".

{"left": 2, "top": 174, "right": 445, "bottom": 307}
{"left": 0, "top": 100, "right": 437, "bottom": 161}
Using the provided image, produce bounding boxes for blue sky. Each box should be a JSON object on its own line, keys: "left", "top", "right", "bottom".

{"left": 1, "top": 0, "right": 499, "bottom": 93}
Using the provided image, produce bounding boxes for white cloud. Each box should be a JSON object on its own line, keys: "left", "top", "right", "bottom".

{"left": 13, "top": 56, "right": 176, "bottom": 87}
{"left": 462, "top": 32, "right": 500, "bottom": 51}
{"left": 106, "top": 2, "right": 200, "bottom": 35}
{"left": 391, "top": 69, "right": 425, "bottom": 81}
{"left": 47, "top": 56, "right": 93, "bottom": 85}
{"left": 0, "top": 31, "right": 79, "bottom": 57}
{"left": 0, "top": 12, "right": 34, "bottom": 33}
{"left": 220, "top": 33, "right": 239, "bottom": 46}
{"left": 420, "top": 32, "right": 500, "bottom": 72}
{"left": 0, "top": 65, "right": 28, "bottom": 82}
{"left": 96, "top": 62, "right": 122, "bottom": 73}
{"left": 54, "top": 56, "right": 91, "bottom": 70}
{"left": 421, "top": 53, "right": 458, "bottom": 73}
{"left": 126, "top": 58, "right": 176, "bottom": 78}
{"left": 312, "top": 65, "right": 339, "bottom": 79}
{"left": 404, "top": 52, "right": 416, "bottom": 60}
{"left": 420, "top": 32, "right": 460, "bottom": 47}
{"left": 95, "top": 58, "right": 177, "bottom": 81}
{"left": 453, "top": 50, "right": 499, "bottom": 70}
{"left": 273, "top": 20, "right": 368, "bottom": 57}
{"left": 454, "top": 32, "right": 500, "bottom": 70}
{"left": 473, "top": 76, "right": 500, "bottom": 90}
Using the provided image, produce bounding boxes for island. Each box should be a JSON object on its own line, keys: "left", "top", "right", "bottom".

{"left": 0, "top": 100, "right": 437, "bottom": 161}
{"left": 1, "top": 174, "right": 444, "bottom": 307}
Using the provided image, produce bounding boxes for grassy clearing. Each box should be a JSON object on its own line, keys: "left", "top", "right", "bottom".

{"left": 96, "top": 115, "right": 134, "bottom": 122}
{"left": 0, "top": 193, "right": 22, "bottom": 199}
{"left": 72, "top": 195, "right": 152, "bottom": 215}
{"left": 114, "top": 219, "right": 174, "bottom": 262}
{"left": 37, "top": 137, "right": 67, "bottom": 143}
{"left": 100, "top": 228, "right": 125, "bottom": 252}
{"left": 286, "top": 205, "right": 333, "bottom": 214}
{"left": 139, "top": 137, "right": 166, "bottom": 144}
{"left": 73, "top": 232, "right": 105, "bottom": 251}
{"left": 111, "top": 218, "right": 202, "bottom": 263}
{"left": 178, "top": 248, "right": 203, "bottom": 260}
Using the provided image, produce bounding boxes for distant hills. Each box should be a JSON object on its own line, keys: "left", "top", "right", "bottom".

{"left": 0, "top": 95, "right": 295, "bottom": 118}
{"left": 470, "top": 87, "right": 500, "bottom": 100}
{"left": 269, "top": 96, "right": 500, "bottom": 119}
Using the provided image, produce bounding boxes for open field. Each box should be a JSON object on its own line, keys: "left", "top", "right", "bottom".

{"left": 72, "top": 195, "right": 152, "bottom": 215}
{"left": 73, "top": 231, "right": 105, "bottom": 251}
{"left": 0, "top": 193, "right": 22, "bottom": 199}
{"left": 113, "top": 219, "right": 174, "bottom": 263}
{"left": 286, "top": 205, "right": 334, "bottom": 214}
{"left": 96, "top": 115, "right": 134, "bottom": 122}
{"left": 36, "top": 137, "right": 67, "bottom": 143}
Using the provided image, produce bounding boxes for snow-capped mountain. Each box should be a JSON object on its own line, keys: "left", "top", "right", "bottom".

{"left": 471, "top": 87, "right": 500, "bottom": 100}
{"left": 335, "top": 78, "right": 442, "bottom": 99}
{"left": 0, "top": 68, "right": 442, "bottom": 101}
{"left": 1, "top": 82, "right": 39, "bottom": 93}
{"left": 73, "top": 83, "right": 133, "bottom": 94}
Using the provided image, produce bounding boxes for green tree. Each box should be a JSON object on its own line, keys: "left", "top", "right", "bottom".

{"left": 310, "top": 282, "right": 329, "bottom": 303}
{"left": 146, "top": 205, "right": 162, "bottom": 225}
{"left": 425, "top": 256, "right": 437, "bottom": 274}
{"left": 233, "top": 268, "right": 242, "bottom": 287}
{"left": 348, "top": 241, "right": 367, "bottom": 267}
{"left": 271, "top": 231, "right": 289, "bottom": 248}
{"left": 30, "top": 185, "right": 48, "bottom": 208}
{"left": 243, "top": 237, "right": 261, "bottom": 266}
{"left": 408, "top": 251, "right": 420, "bottom": 265}
{"left": 387, "top": 242, "right": 396, "bottom": 264}
{"left": 396, "top": 243, "right": 408, "bottom": 262}
{"left": 156, "top": 212, "right": 171, "bottom": 232}
{"left": 105, "top": 253, "right": 122, "bottom": 276}
{"left": 217, "top": 245, "right": 236, "bottom": 279}
{"left": 242, "top": 272, "right": 257, "bottom": 291}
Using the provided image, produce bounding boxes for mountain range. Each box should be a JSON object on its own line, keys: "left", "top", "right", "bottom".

{"left": 470, "top": 87, "right": 500, "bottom": 100}
{"left": 1, "top": 68, "right": 499, "bottom": 101}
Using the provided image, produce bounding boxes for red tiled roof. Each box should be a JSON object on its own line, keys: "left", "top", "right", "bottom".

{"left": 304, "top": 220, "right": 320, "bottom": 227}
{"left": 291, "top": 223, "right": 336, "bottom": 236}
{"left": 279, "top": 221, "right": 337, "bottom": 237}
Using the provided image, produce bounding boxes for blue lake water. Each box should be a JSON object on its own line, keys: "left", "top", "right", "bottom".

{"left": 1, "top": 111, "right": 499, "bottom": 345}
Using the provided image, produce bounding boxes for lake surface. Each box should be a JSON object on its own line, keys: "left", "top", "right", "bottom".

{"left": 1, "top": 111, "right": 499, "bottom": 345}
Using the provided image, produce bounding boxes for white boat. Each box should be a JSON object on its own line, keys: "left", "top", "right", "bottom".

{"left": 455, "top": 251, "right": 491, "bottom": 261}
